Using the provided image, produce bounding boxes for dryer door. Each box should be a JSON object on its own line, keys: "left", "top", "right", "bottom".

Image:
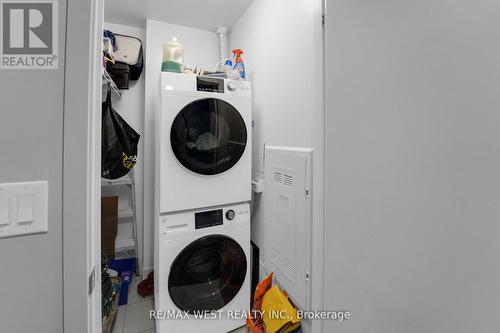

{"left": 170, "top": 98, "right": 247, "bottom": 175}
{"left": 168, "top": 235, "right": 248, "bottom": 314}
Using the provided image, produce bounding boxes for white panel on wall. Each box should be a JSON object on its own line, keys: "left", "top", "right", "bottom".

{"left": 264, "top": 146, "right": 312, "bottom": 310}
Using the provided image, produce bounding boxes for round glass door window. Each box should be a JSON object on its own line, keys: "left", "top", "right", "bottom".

{"left": 170, "top": 98, "right": 247, "bottom": 175}
{"left": 168, "top": 235, "right": 247, "bottom": 314}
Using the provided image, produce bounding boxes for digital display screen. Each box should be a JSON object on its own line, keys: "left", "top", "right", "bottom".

{"left": 195, "top": 209, "right": 223, "bottom": 229}
{"left": 197, "top": 76, "right": 225, "bottom": 93}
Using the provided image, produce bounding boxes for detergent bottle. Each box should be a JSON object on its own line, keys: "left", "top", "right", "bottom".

{"left": 232, "top": 49, "right": 245, "bottom": 79}
{"left": 162, "top": 37, "right": 184, "bottom": 73}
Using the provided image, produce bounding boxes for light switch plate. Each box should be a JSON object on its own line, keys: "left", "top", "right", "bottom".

{"left": 0, "top": 181, "right": 48, "bottom": 239}
{"left": 17, "top": 194, "right": 35, "bottom": 223}
{"left": 0, "top": 196, "right": 10, "bottom": 225}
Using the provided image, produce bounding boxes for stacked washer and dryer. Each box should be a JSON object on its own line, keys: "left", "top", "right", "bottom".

{"left": 155, "top": 72, "right": 252, "bottom": 333}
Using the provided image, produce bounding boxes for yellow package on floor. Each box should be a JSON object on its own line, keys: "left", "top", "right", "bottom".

{"left": 261, "top": 285, "right": 301, "bottom": 333}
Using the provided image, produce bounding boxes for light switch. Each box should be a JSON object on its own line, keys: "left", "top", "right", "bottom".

{"left": 17, "top": 195, "right": 35, "bottom": 223}
{"left": 0, "top": 196, "right": 10, "bottom": 225}
{"left": 0, "top": 181, "right": 47, "bottom": 238}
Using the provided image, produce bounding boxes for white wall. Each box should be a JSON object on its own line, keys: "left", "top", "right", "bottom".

{"left": 230, "top": 0, "right": 315, "bottom": 257}
{"left": 228, "top": 0, "right": 321, "bottom": 279}
{"left": 230, "top": 0, "right": 319, "bottom": 175}
{"left": 325, "top": 0, "right": 500, "bottom": 332}
{"left": 144, "top": 19, "right": 219, "bottom": 272}
{"left": 229, "top": 1, "right": 324, "bottom": 331}
{"left": 0, "top": 1, "right": 67, "bottom": 331}
{"left": 103, "top": 22, "right": 146, "bottom": 271}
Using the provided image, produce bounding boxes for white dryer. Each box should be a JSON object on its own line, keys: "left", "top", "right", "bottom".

{"left": 155, "top": 202, "right": 251, "bottom": 333}
{"left": 157, "top": 72, "right": 252, "bottom": 213}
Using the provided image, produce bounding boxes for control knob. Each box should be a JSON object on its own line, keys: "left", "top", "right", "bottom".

{"left": 227, "top": 82, "right": 237, "bottom": 92}
{"left": 226, "top": 210, "right": 236, "bottom": 220}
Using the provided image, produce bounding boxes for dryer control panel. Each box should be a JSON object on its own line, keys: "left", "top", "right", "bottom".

{"left": 161, "top": 72, "right": 251, "bottom": 98}
{"left": 197, "top": 77, "right": 224, "bottom": 93}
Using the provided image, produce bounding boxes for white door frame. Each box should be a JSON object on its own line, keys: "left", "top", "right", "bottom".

{"left": 309, "top": 0, "right": 327, "bottom": 332}
{"left": 63, "top": 0, "right": 103, "bottom": 332}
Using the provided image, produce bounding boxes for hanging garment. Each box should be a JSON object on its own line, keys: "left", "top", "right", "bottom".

{"left": 102, "top": 90, "right": 140, "bottom": 179}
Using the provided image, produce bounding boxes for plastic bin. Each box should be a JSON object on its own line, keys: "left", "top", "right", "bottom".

{"left": 108, "top": 258, "right": 136, "bottom": 305}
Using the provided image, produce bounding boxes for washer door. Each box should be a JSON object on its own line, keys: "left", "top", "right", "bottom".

{"left": 170, "top": 98, "right": 247, "bottom": 175}
{"left": 168, "top": 235, "right": 248, "bottom": 314}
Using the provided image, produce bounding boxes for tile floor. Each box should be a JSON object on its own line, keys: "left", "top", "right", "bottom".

{"left": 111, "top": 275, "right": 155, "bottom": 333}
{"left": 110, "top": 275, "right": 246, "bottom": 333}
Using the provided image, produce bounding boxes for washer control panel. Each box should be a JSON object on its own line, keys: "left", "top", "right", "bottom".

{"left": 195, "top": 209, "right": 223, "bottom": 229}
{"left": 193, "top": 206, "right": 248, "bottom": 230}
{"left": 161, "top": 203, "right": 250, "bottom": 235}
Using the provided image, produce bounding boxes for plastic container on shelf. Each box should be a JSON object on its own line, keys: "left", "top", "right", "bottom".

{"left": 162, "top": 37, "right": 184, "bottom": 73}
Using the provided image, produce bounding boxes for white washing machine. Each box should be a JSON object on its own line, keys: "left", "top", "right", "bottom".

{"left": 157, "top": 72, "right": 252, "bottom": 213}
{"left": 155, "top": 202, "right": 251, "bottom": 333}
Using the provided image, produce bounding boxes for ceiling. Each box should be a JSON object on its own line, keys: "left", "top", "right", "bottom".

{"left": 104, "top": 0, "right": 254, "bottom": 31}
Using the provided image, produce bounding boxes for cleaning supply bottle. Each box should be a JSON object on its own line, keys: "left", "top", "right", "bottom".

{"left": 223, "top": 59, "right": 233, "bottom": 72}
{"left": 232, "top": 49, "right": 245, "bottom": 79}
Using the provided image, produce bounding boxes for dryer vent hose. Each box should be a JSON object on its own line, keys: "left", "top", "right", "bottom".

{"left": 217, "top": 27, "right": 228, "bottom": 63}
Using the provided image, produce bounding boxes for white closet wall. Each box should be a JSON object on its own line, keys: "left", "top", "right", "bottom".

{"left": 0, "top": 2, "right": 67, "bottom": 331}
{"left": 228, "top": 0, "right": 323, "bottom": 284}
{"left": 229, "top": 2, "right": 324, "bottom": 332}
{"left": 325, "top": 0, "right": 500, "bottom": 332}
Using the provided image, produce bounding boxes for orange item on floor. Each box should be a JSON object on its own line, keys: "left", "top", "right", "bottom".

{"left": 247, "top": 273, "right": 274, "bottom": 333}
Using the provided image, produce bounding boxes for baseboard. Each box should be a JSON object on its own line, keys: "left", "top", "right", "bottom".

{"left": 259, "top": 260, "right": 268, "bottom": 280}
{"left": 142, "top": 266, "right": 153, "bottom": 277}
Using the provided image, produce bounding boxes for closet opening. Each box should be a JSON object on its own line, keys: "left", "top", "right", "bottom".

{"left": 97, "top": 2, "right": 257, "bottom": 333}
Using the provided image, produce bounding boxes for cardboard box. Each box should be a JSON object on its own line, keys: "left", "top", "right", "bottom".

{"left": 101, "top": 196, "right": 118, "bottom": 257}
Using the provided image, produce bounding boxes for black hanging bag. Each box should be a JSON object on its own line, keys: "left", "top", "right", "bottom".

{"left": 106, "top": 61, "right": 130, "bottom": 89}
{"left": 102, "top": 90, "right": 140, "bottom": 179}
